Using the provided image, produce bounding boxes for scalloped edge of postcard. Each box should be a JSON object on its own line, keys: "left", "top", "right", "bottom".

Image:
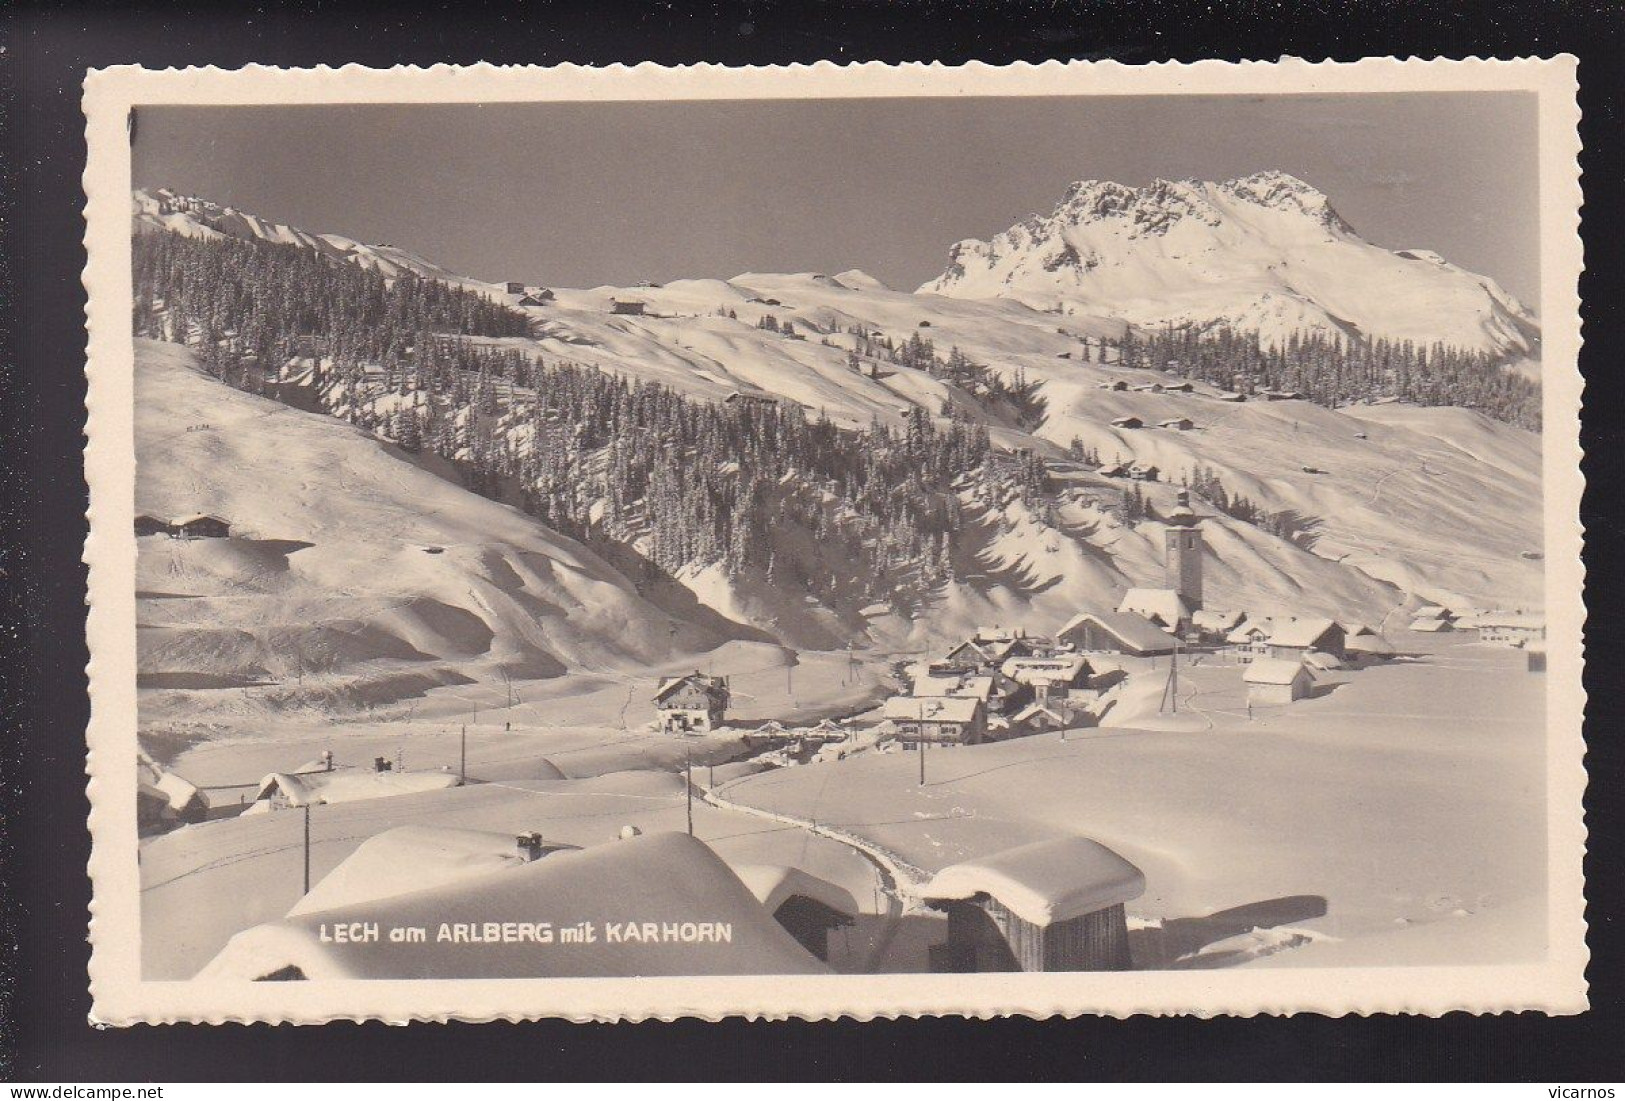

{"left": 81, "top": 56, "right": 1588, "bottom": 1026}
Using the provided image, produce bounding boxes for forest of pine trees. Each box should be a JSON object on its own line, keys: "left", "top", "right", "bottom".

{"left": 1092, "top": 323, "right": 1540, "bottom": 430}
{"left": 845, "top": 326, "right": 1048, "bottom": 429}
{"left": 132, "top": 227, "right": 1005, "bottom": 610}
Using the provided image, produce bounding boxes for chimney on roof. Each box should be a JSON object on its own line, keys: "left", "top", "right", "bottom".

{"left": 516, "top": 831, "right": 547, "bottom": 861}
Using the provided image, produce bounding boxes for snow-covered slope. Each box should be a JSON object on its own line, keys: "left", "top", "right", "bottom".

{"left": 135, "top": 339, "right": 727, "bottom": 718}
{"left": 919, "top": 172, "right": 1540, "bottom": 358}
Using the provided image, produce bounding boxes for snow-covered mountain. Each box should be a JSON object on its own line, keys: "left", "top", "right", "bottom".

{"left": 920, "top": 172, "right": 1540, "bottom": 359}
{"left": 134, "top": 188, "right": 474, "bottom": 285}
{"left": 130, "top": 186, "right": 1545, "bottom": 710}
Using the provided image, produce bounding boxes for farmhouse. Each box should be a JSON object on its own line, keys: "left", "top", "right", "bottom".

{"left": 1058, "top": 611, "right": 1176, "bottom": 656}
{"left": 1127, "top": 462, "right": 1160, "bottom": 482}
{"left": 1244, "top": 657, "right": 1314, "bottom": 705}
{"left": 1009, "top": 700, "right": 1079, "bottom": 734}
{"left": 1000, "top": 655, "right": 1093, "bottom": 703}
{"left": 1476, "top": 612, "right": 1546, "bottom": 647}
{"left": 1158, "top": 417, "right": 1196, "bottom": 431}
{"left": 921, "top": 837, "right": 1145, "bottom": 972}
{"left": 137, "top": 754, "right": 208, "bottom": 832}
{"left": 880, "top": 695, "right": 988, "bottom": 746}
{"left": 1266, "top": 618, "right": 1346, "bottom": 662}
{"left": 1109, "top": 416, "right": 1144, "bottom": 429}
{"left": 653, "top": 672, "right": 730, "bottom": 735}
{"left": 517, "top": 289, "right": 554, "bottom": 307}
{"left": 1117, "top": 587, "right": 1192, "bottom": 632}
{"left": 169, "top": 513, "right": 231, "bottom": 539}
{"left": 731, "top": 864, "right": 858, "bottom": 963}
{"left": 198, "top": 833, "right": 831, "bottom": 981}
{"left": 610, "top": 299, "right": 646, "bottom": 315}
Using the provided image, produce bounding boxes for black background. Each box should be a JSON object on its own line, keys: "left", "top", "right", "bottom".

{"left": 4, "top": 0, "right": 1622, "bottom": 1082}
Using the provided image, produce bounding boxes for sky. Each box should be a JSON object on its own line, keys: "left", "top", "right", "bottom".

{"left": 132, "top": 92, "right": 1541, "bottom": 307}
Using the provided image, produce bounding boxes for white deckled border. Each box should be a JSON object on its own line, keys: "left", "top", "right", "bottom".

{"left": 82, "top": 56, "right": 1588, "bottom": 1026}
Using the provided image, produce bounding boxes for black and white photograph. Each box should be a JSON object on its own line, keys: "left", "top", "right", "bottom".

{"left": 76, "top": 59, "right": 1587, "bottom": 1023}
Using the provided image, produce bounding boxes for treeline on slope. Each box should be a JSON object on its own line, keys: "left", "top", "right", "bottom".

{"left": 1084, "top": 324, "right": 1540, "bottom": 430}
{"left": 131, "top": 228, "right": 531, "bottom": 390}
{"left": 846, "top": 327, "right": 1049, "bottom": 430}
{"left": 132, "top": 227, "right": 1001, "bottom": 609}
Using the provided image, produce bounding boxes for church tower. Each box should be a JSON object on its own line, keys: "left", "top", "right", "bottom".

{"left": 1164, "top": 489, "right": 1203, "bottom": 612}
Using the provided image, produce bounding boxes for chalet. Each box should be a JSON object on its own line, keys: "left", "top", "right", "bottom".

{"left": 1409, "top": 615, "right": 1453, "bottom": 633}
{"left": 1226, "top": 617, "right": 1273, "bottom": 663}
{"left": 653, "top": 672, "right": 730, "bottom": 735}
{"left": 1101, "top": 380, "right": 1131, "bottom": 392}
{"left": 610, "top": 299, "right": 646, "bottom": 315}
{"left": 942, "top": 630, "right": 1035, "bottom": 670}
{"left": 1000, "top": 654, "right": 1094, "bottom": 704}
{"left": 1117, "top": 587, "right": 1191, "bottom": 632}
{"left": 1127, "top": 462, "right": 1160, "bottom": 482}
{"left": 731, "top": 864, "right": 858, "bottom": 963}
{"left": 1414, "top": 604, "right": 1454, "bottom": 621}
{"left": 1097, "top": 462, "right": 1130, "bottom": 479}
{"left": 1110, "top": 416, "right": 1144, "bottom": 429}
{"left": 1244, "top": 658, "right": 1314, "bottom": 705}
{"left": 1476, "top": 612, "right": 1546, "bottom": 647}
{"left": 504, "top": 281, "right": 526, "bottom": 295}
{"left": 1344, "top": 629, "right": 1395, "bottom": 660}
{"left": 169, "top": 513, "right": 231, "bottom": 539}
{"left": 1157, "top": 417, "right": 1196, "bottom": 431}
{"left": 134, "top": 513, "right": 169, "bottom": 537}
{"left": 137, "top": 754, "right": 208, "bottom": 832}
{"left": 1163, "top": 380, "right": 1195, "bottom": 393}
{"left": 1132, "top": 382, "right": 1165, "bottom": 394}
{"left": 1260, "top": 388, "right": 1305, "bottom": 401}
{"left": 922, "top": 837, "right": 1145, "bottom": 972}
{"left": 880, "top": 695, "right": 988, "bottom": 747}
{"left": 1215, "top": 391, "right": 1246, "bottom": 403}
{"left": 1267, "top": 618, "right": 1346, "bottom": 661}
{"left": 1058, "top": 611, "right": 1176, "bottom": 657}
{"left": 517, "top": 290, "right": 554, "bottom": 307}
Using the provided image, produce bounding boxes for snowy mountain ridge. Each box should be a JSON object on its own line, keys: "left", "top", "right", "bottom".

{"left": 920, "top": 172, "right": 1541, "bottom": 359}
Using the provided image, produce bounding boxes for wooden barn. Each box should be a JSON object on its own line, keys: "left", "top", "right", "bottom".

{"left": 134, "top": 513, "right": 169, "bottom": 537}
{"left": 731, "top": 864, "right": 858, "bottom": 963}
{"left": 652, "top": 672, "right": 730, "bottom": 735}
{"left": 169, "top": 513, "right": 231, "bottom": 539}
{"left": 1110, "top": 415, "right": 1144, "bottom": 429}
{"left": 922, "top": 837, "right": 1145, "bottom": 972}
{"left": 1057, "top": 611, "right": 1176, "bottom": 657}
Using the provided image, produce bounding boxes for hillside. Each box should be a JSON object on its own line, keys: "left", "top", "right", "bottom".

{"left": 131, "top": 186, "right": 1545, "bottom": 687}
{"left": 919, "top": 172, "right": 1540, "bottom": 359}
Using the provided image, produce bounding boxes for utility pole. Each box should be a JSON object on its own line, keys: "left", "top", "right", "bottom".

{"left": 302, "top": 802, "right": 311, "bottom": 895}
{"left": 460, "top": 724, "right": 467, "bottom": 784}
{"left": 917, "top": 701, "right": 927, "bottom": 786}
{"left": 685, "top": 747, "right": 694, "bottom": 836}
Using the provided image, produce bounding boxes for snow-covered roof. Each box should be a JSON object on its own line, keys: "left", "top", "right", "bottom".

{"left": 1409, "top": 616, "right": 1453, "bottom": 632}
{"left": 1243, "top": 658, "right": 1312, "bottom": 685}
{"left": 880, "top": 695, "right": 984, "bottom": 724}
{"left": 1415, "top": 605, "right": 1452, "bottom": 619}
{"left": 730, "top": 864, "right": 859, "bottom": 919}
{"left": 1011, "top": 701, "right": 1072, "bottom": 725}
{"left": 1157, "top": 417, "right": 1195, "bottom": 428}
{"left": 1193, "top": 609, "right": 1245, "bottom": 633}
{"left": 1000, "top": 654, "right": 1089, "bottom": 685}
{"left": 920, "top": 837, "right": 1146, "bottom": 927}
{"left": 1345, "top": 632, "right": 1394, "bottom": 655}
{"left": 1267, "top": 618, "right": 1340, "bottom": 649}
{"left": 653, "top": 672, "right": 727, "bottom": 704}
{"left": 289, "top": 826, "right": 578, "bottom": 918}
{"left": 168, "top": 512, "right": 227, "bottom": 527}
{"left": 1475, "top": 612, "right": 1545, "bottom": 629}
{"left": 1226, "top": 616, "right": 1273, "bottom": 644}
{"left": 1110, "top": 416, "right": 1143, "bottom": 428}
{"left": 255, "top": 768, "right": 460, "bottom": 807}
{"left": 1060, "top": 611, "right": 1177, "bottom": 654}
{"left": 1117, "top": 587, "right": 1191, "bottom": 627}
{"left": 199, "top": 833, "right": 829, "bottom": 981}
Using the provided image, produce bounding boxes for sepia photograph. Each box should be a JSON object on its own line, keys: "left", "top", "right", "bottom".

{"left": 78, "top": 59, "right": 1587, "bottom": 1022}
